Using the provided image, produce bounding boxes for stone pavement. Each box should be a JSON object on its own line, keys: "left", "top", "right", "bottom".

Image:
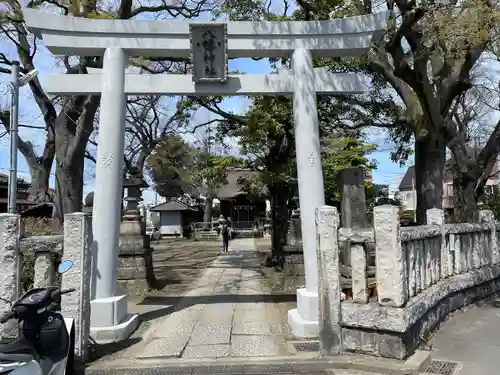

{"left": 135, "top": 238, "right": 291, "bottom": 359}
{"left": 425, "top": 297, "right": 500, "bottom": 375}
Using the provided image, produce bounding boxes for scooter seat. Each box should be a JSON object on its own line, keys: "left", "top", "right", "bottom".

{"left": 0, "top": 339, "right": 37, "bottom": 357}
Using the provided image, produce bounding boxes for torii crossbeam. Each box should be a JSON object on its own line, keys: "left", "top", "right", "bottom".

{"left": 23, "top": 8, "right": 389, "bottom": 342}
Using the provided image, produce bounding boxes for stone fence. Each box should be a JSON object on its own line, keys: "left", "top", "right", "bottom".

{"left": 0, "top": 213, "right": 92, "bottom": 364}
{"left": 318, "top": 205, "right": 500, "bottom": 360}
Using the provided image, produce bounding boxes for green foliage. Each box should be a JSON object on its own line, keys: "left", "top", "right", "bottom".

{"left": 192, "top": 152, "right": 243, "bottom": 193}
{"left": 147, "top": 135, "right": 243, "bottom": 198}
{"left": 484, "top": 191, "right": 500, "bottom": 220}
{"left": 400, "top": 209, "right": 417, "bottom": 227}
{"left": 322, "top": 137, "right": 377, "bottom": 205}
{"left": 147, "top": 135, "right": 197, "bottom": 198}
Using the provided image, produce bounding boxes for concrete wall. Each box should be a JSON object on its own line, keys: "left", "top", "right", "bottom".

{"left": 160, "top": 211, "right": 182, "bottom": 236}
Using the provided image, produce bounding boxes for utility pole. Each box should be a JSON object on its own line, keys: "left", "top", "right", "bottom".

{"left": 206, "top": 124, "right": 212, "bottom": 155}
{"left": 8, "top": 62, "right": 20, "bottom": 214}
{"left": 412, "top": 176, "right": 417, "bottom": 223}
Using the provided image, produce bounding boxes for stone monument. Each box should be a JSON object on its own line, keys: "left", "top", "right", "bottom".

{"left": 340, "top": 167, "right": 368, "bottom": 266}
{"left": 117, "top": 168, "right": 155, "bottom": 293}
{"left": 83, "top": 192, "right": 94, "bottom": 214}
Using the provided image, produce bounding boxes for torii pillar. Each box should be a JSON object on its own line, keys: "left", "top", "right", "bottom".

{"left": 287, "top": 48, "right": 325, "bottom": 337}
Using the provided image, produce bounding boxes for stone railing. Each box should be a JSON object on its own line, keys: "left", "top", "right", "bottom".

{"left": 0, "top": 213, "right": 92, "bottom": 365}
{"left": 317, "top": 205, "right": 500, "bottom": 360}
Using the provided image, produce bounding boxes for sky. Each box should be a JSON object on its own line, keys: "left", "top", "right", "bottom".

{"left": 0, "top": 10, "right": 411, "bottom": 205}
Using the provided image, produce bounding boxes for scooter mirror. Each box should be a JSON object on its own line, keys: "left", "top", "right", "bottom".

{"left": 58, "top": 260, "right": 74, "bottom": 274}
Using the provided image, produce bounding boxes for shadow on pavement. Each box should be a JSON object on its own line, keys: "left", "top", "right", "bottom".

{"left": 136, "top": 293, "right": 296, "bottom": 322}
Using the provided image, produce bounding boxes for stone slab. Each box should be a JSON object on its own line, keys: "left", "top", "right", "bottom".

{"left": 201, "top": 303, "right": 235, "bottom": 316}
{"left": 188, "top": 318, "right": 232, "bottom": 345}
{"left": 138, "top": 335, "right": 189, "bottom": 358}
{"left": 230, "top": 334, "right": 287, "bottom": 357}
{"left": 235, "top": 302, "right": 270, "bottom": 310}
{"left": 153, "top": 309, "right": 202, "bottom": 338}
{"left": 184, "top": 286, "right": 215, "bottom": 297}
{"left": 232, "top": 307, "right": 283, "bottom": 335}
{"left": 85, "top": 353, "right": 430, "bottom": 375}
{"left": 182, "top": 343, "right": 230, "bottom": 358}
{"left": 213, "top": 285, "right": 239, "bottom": 294}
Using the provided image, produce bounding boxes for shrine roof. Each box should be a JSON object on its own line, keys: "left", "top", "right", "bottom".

{"left": 149, "top": 199, "right": 198, "bottom": 212}
{"left": 217, "top": 168, "right": 268, "bottom": 200}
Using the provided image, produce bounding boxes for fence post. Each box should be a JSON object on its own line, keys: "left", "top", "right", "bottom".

{"left": 33, "top": 251, "right": 56, "bottom": 287}
{"left": 374, "top": 205, "right": 407, "bottom": 307}
{"left": 62, "top": 213, "right": 92, "bottom": 364}
{"left": 427, "top": 208, "right": 450, "bottom": 278}
{"left": 316, "top": 205, "right": 342, "bottom": 356}
{"left": 479, "top": 210, "right": 498, "bottom": 265}
{"left": 0, "top": 214, "right": 21, "bottom": 340}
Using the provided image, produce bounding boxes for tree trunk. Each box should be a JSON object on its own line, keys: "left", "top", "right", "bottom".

{"left": 52, "top": 152, "right": 85, "bottom": 230}
{"left": 52, "top": 96, "right": 99, "bottom": 231}
{"left": 269, "top": 182, "right": 291, "bottom": 268}
{"left": 453, "top": 171, "right": 481, "bottom": 223}
{"left": 27, "top": 164, "right": 52, "bottom": 203}
{"left": 414, "top": 131, "right": 446, "bottom": 224}
{"left": 0, "top": 111, "right": 55, "bottom": 204}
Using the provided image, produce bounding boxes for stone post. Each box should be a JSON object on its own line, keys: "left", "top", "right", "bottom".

{"left": 316, "top": 206, "right": 342, "bottom": 356}
{"left": 0, "top": 214, "right": 21, "bottom": 340}
{"left": 350, "top": 244, "right": 368, "bottom": 303}
{"left": 33, "top": 251, "right": 56, "bottom": 287}
{"left": 62, "top": 213, "right": 92, "bottom": 363}
{"left": 340, "top": 167, "right": 368, "bottom": 266}
{"left": 288, "top": 47, "right": 326, "bottom": 338}
{"left": 480, "top": 210, "right": 498, "bottom": 265}
{"left": 90, "top": 47, "right": 138, "bottom": 342}
{"left": 427, "top": 208, "right": 450, "bottom": 278}
{"left": 373, "top": 205, "right": 407, "bottom": 307}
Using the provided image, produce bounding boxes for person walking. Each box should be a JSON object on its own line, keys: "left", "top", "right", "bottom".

{"left": 221, "top": 221, "right": 230, "bottom": 253}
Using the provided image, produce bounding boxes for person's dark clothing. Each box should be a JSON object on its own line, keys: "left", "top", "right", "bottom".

{"left": 221, "top": 224, "right": 230, "bottom": 253}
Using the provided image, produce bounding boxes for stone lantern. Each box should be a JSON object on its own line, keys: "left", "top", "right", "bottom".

{"left": 117, "top": 168, "right": 155, "bottom": 292}
{"left": 287, "top": 179, "right": 301, "bottom": 246}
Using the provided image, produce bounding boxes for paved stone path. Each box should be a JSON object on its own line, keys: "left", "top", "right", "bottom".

{"left": 425, "top": 297, "right": 500, "bottom": 375}
{"left": 136, "top": 238, "right": 290, "bottom": 359}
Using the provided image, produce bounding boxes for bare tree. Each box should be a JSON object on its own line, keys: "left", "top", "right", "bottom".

{"left": 445, "top": 72, "right": 500, "bottom": 221}
{"left": 0, "top": 0, "right": 226, "bottom": 229}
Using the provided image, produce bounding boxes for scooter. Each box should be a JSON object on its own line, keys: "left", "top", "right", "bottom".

{"left": 0, "top": 260, "right": 76, "bottom": 375}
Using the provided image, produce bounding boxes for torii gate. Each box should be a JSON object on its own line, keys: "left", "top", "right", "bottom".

{"left": 23, "top": 8, "right": 388, "bottom": 341}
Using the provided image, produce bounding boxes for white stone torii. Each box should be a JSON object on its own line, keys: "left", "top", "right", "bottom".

{"left": 23, "top": 8, "right": 388, "bottom": 341}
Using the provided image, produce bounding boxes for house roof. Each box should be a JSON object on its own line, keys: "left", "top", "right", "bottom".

{"left": 398, "top": 166, "right": 415, "bottom": 191}
{"left": 217, "top": 168, "right": 268, "bottom": 200}
{"left": 149, "top": 198, "right": 198, "bottom": 212}
{"left": 0, "top": 172, "right": 31, "bottom": 188}
{"left": 399, "top": 164, "right": 454, "bottom": 191}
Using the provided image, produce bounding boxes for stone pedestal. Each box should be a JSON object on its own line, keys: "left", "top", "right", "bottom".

{"left": 117, "top": 171, "right": 155, "bottom": 293}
